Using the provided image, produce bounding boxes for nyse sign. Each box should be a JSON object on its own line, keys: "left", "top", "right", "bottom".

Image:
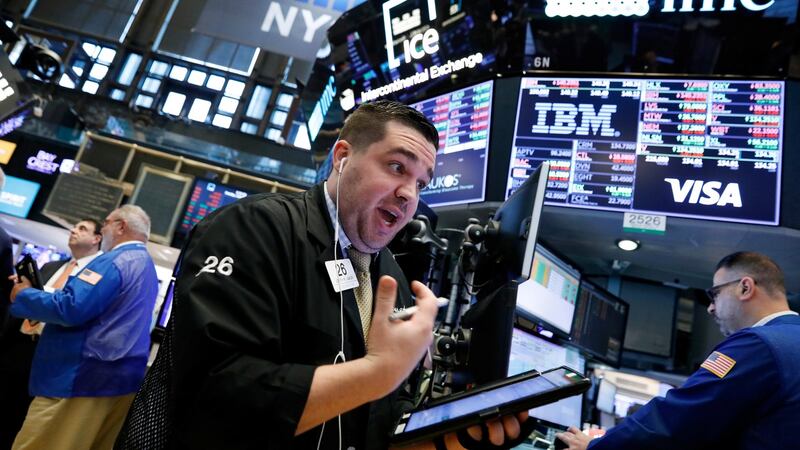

{"left": 195, "top": 0, "right": 360, "bottom": 61}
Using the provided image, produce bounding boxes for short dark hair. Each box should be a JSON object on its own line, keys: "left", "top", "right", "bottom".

{"left": 715, "top": 251, "right": 785, "bottom": 297}
{"left": 80, "top": 218, "right": 103, "bottom": 250}
{"left": 339, "top": 100, "right": 439, "bottom": 152}
{"left": 81, "top": 218, "right": 103, "bottom": 235}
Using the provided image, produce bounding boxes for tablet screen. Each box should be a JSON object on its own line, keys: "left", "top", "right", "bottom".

{"left": 405, "top": 375, "right": 558, "bottom": 432}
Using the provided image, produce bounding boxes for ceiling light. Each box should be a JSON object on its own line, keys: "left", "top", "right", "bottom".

{"left": 616, "top": 239, "right": 640, "bottom": 251}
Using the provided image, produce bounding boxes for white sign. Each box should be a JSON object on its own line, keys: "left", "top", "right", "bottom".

{"left": 545, "top": 0, "right": 775, "bottom": 17}
{"left": 383, "top": 0, "right": 438, "bottom": 69}
{"left": 623, "top": 212, "right": 667, "bottom": 234}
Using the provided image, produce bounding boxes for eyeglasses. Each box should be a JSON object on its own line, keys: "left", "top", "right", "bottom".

{"left": 103, "top": 218, "right": 122, "bottom": 227}
{"left": 705, "top": 278, "right": 756, "bottom": 302}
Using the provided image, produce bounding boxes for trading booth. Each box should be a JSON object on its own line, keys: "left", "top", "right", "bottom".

{"left": 297, "top": 0, "right": 797, "bottom": 445}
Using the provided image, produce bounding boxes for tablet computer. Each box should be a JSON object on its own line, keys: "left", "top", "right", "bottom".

{"left": 391, "top": 366, "right": 590, "bottom": 446}
{"left": 15, "top": 253, "right": 44, "bottom": 290}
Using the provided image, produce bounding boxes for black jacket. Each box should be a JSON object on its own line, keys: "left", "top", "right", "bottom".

{"left": 172, "top": 183, "right": 415, "bottom": 449}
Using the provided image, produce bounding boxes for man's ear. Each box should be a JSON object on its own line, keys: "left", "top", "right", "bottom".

{"left": 740, "top": 277, "right": 756, "bottom": 300}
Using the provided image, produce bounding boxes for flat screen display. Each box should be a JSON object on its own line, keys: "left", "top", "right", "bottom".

{"left": 516, "top": 245, "right": 581, "bottom": 334}
{"left": 571, "top": 281, "right": 629, "bottom": 367}
{"left": 18, "top": 242, "right": 69, "bottom": 269}
{"left": 508, "top": 327, "right": 585, "bottom": 428}
{"left": 0, "top": 175, "right": 40, "bottom": 218}
{"left": 178, "top": 179, "right": 250, "bottom": 234}
{"left": 507, "top": 77, "right": 783, "bottom": 225}
{"left": 412, "top": 80, "right": 493, "bottom": 207}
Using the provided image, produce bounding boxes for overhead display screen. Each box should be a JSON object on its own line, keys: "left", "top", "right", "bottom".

{"left": 507, "top": 78, "right": 783, "bottom": 225}
{"left": 412, "top": 80, "right": 492, "bottom": 207}
{"left": 178, "top": 179, "right": 250, "bottom": 234}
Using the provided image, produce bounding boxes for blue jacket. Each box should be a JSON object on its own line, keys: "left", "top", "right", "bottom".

{"left": 590, "top": 313, "right": 800, "bottom": 450}
{"left": 10, "top": 242, "right": 158, "bottom": 398}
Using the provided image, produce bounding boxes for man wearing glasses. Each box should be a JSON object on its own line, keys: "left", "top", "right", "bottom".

{"left": 557, "top": 251, "right": 800, "bottom": 450}
{"left": 7, "top": 206, "right": 159, "bottom": 450}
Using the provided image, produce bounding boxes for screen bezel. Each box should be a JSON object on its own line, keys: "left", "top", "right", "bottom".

{"left": 516, "top": 243, "right": 582, "bottom": 336}
{"left": 571, "top": 279, "right": 630, "bottom": 367}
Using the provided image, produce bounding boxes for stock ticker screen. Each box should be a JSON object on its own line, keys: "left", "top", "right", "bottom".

{"left": 507, "top": 78, "right": 783, "bottom": 225}
{"left": 178, "top": 179, "right": 250, "bottom": 234}
{"left": 412, "top": 80, "right": 493, "bottom": 207}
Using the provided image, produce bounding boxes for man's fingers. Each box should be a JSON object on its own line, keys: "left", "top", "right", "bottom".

{"left": 467, "top": 424, "right": 481, "bottom": 441}
{"left": 501, "top": 414, "right": 521, "bottom": 440}
{"left": 486, "top": 419, "right": 504, "bottom": 446}
{"left": 567, "top": 426, "right": 582, "bottom": 434}
{"left": 373, "top": 276, "right": 398, "bottom": 319}
{"left": 410, "top": 281, "right": 438, "bottom": 316}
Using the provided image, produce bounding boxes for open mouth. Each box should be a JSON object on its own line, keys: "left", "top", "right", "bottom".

{"left": 378, "top": 208, "right": 399, "bottom": 226}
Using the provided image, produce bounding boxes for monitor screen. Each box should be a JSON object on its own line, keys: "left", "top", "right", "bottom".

{"left": 571, "top": 281, "right": 630, "bottom": 367}
{"left": 412, "top": 80, "right": 493, "bottom": 207}
{"left": 18, "top": 242, "right": 69, "bottom": 269}
{"left": 0, "top": 175, "right": 40, "bottom": 218}
{"left": 507, "top": 77, "right": 783, "bottom": 225}
{"left": 178, "top": 179, "right": 251, "bottom": 234}
{"left": 516, "top": 245, "right": 581, "bottom": 334}
{"left": 596, "top": 378, "right": 618, "bottom": 414}
{"left": 508, "top": 326, "right": 585, "bottom": 429}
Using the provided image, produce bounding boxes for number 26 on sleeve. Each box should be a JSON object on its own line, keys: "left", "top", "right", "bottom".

{"left": 196, "top": 256, "right": 235, "bottom": 277}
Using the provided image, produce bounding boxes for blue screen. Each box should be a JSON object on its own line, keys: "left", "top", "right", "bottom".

{"left": 0, "top": 175, "right": 40, "bottom": 218}
{"left": 507, "top": 78, "right": 783, "bottom": 225}
{"left": 412, "top": 80, "right": 493, "bottom": 207}
{"left": 508, "top": 327, "right": 585, "bottom": 428}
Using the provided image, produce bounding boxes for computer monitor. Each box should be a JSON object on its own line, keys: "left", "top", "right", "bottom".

{"left": 507, "top": 326, "right": 586, "bottom": 429}
{"left": 515, "top": 244, "right": 581, "bottom": 335}
{"left": 412, "top": 80, "right": 493, "bottom": 207}
{"left": 507, "top": 77, "right": 783, "bottom": 225}
{"left": 595, "top": 378, "right": 617, "bottom": 414}
{"left": 571, "top": 280, "right": 630, "bottom": 367}
{"left": 479, "top": 162, "right": 550, "bottom": 285}
{"left": 178, "top": 178, "right": 251, "bottom": 235}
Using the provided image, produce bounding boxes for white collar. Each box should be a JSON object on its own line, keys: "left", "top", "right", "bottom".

{"left": 111, "top": 240, "right": 146, "bottom": 251}
{"left": 323, "top": 181, "right": 352, "bottom": 254}
{"left": 752, "top": 310, "right": 799, "bottom": 327}
{"left": 74, "top": 251, "right": 102, "bottom": 267}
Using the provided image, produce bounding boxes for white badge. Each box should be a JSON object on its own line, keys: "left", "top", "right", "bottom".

{"left": 325, "top": 259, "right": 359, "bottom": 293}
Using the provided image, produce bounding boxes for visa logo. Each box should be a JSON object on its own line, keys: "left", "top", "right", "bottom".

{"left": 664, "top": 178, "right": 742, "bottom": 207}
{"left": 531, "top": 103, "right": 620, "bottom": 137}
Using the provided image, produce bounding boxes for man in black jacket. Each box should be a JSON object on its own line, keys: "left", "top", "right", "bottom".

{"left": 119, "top": 101, "right": 525, "bottom": 450}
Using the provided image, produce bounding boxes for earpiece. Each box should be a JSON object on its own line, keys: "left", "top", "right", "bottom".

{"left": 339, "top": 156, "right": 348, "bottom": 172}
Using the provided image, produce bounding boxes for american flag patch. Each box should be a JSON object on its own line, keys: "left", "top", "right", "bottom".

{"left": 77, "top": 269, "right": 103, "bottom": 285}
{"left": 701, "top": 351, "right": 736, "bottom": 378}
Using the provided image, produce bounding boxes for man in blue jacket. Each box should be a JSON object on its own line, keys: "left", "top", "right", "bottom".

{"left": 557, "top": 251, "right": 800, "bottom": 450}
{"left": 8, "top": 205, "right": 158, "bottom": 450}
